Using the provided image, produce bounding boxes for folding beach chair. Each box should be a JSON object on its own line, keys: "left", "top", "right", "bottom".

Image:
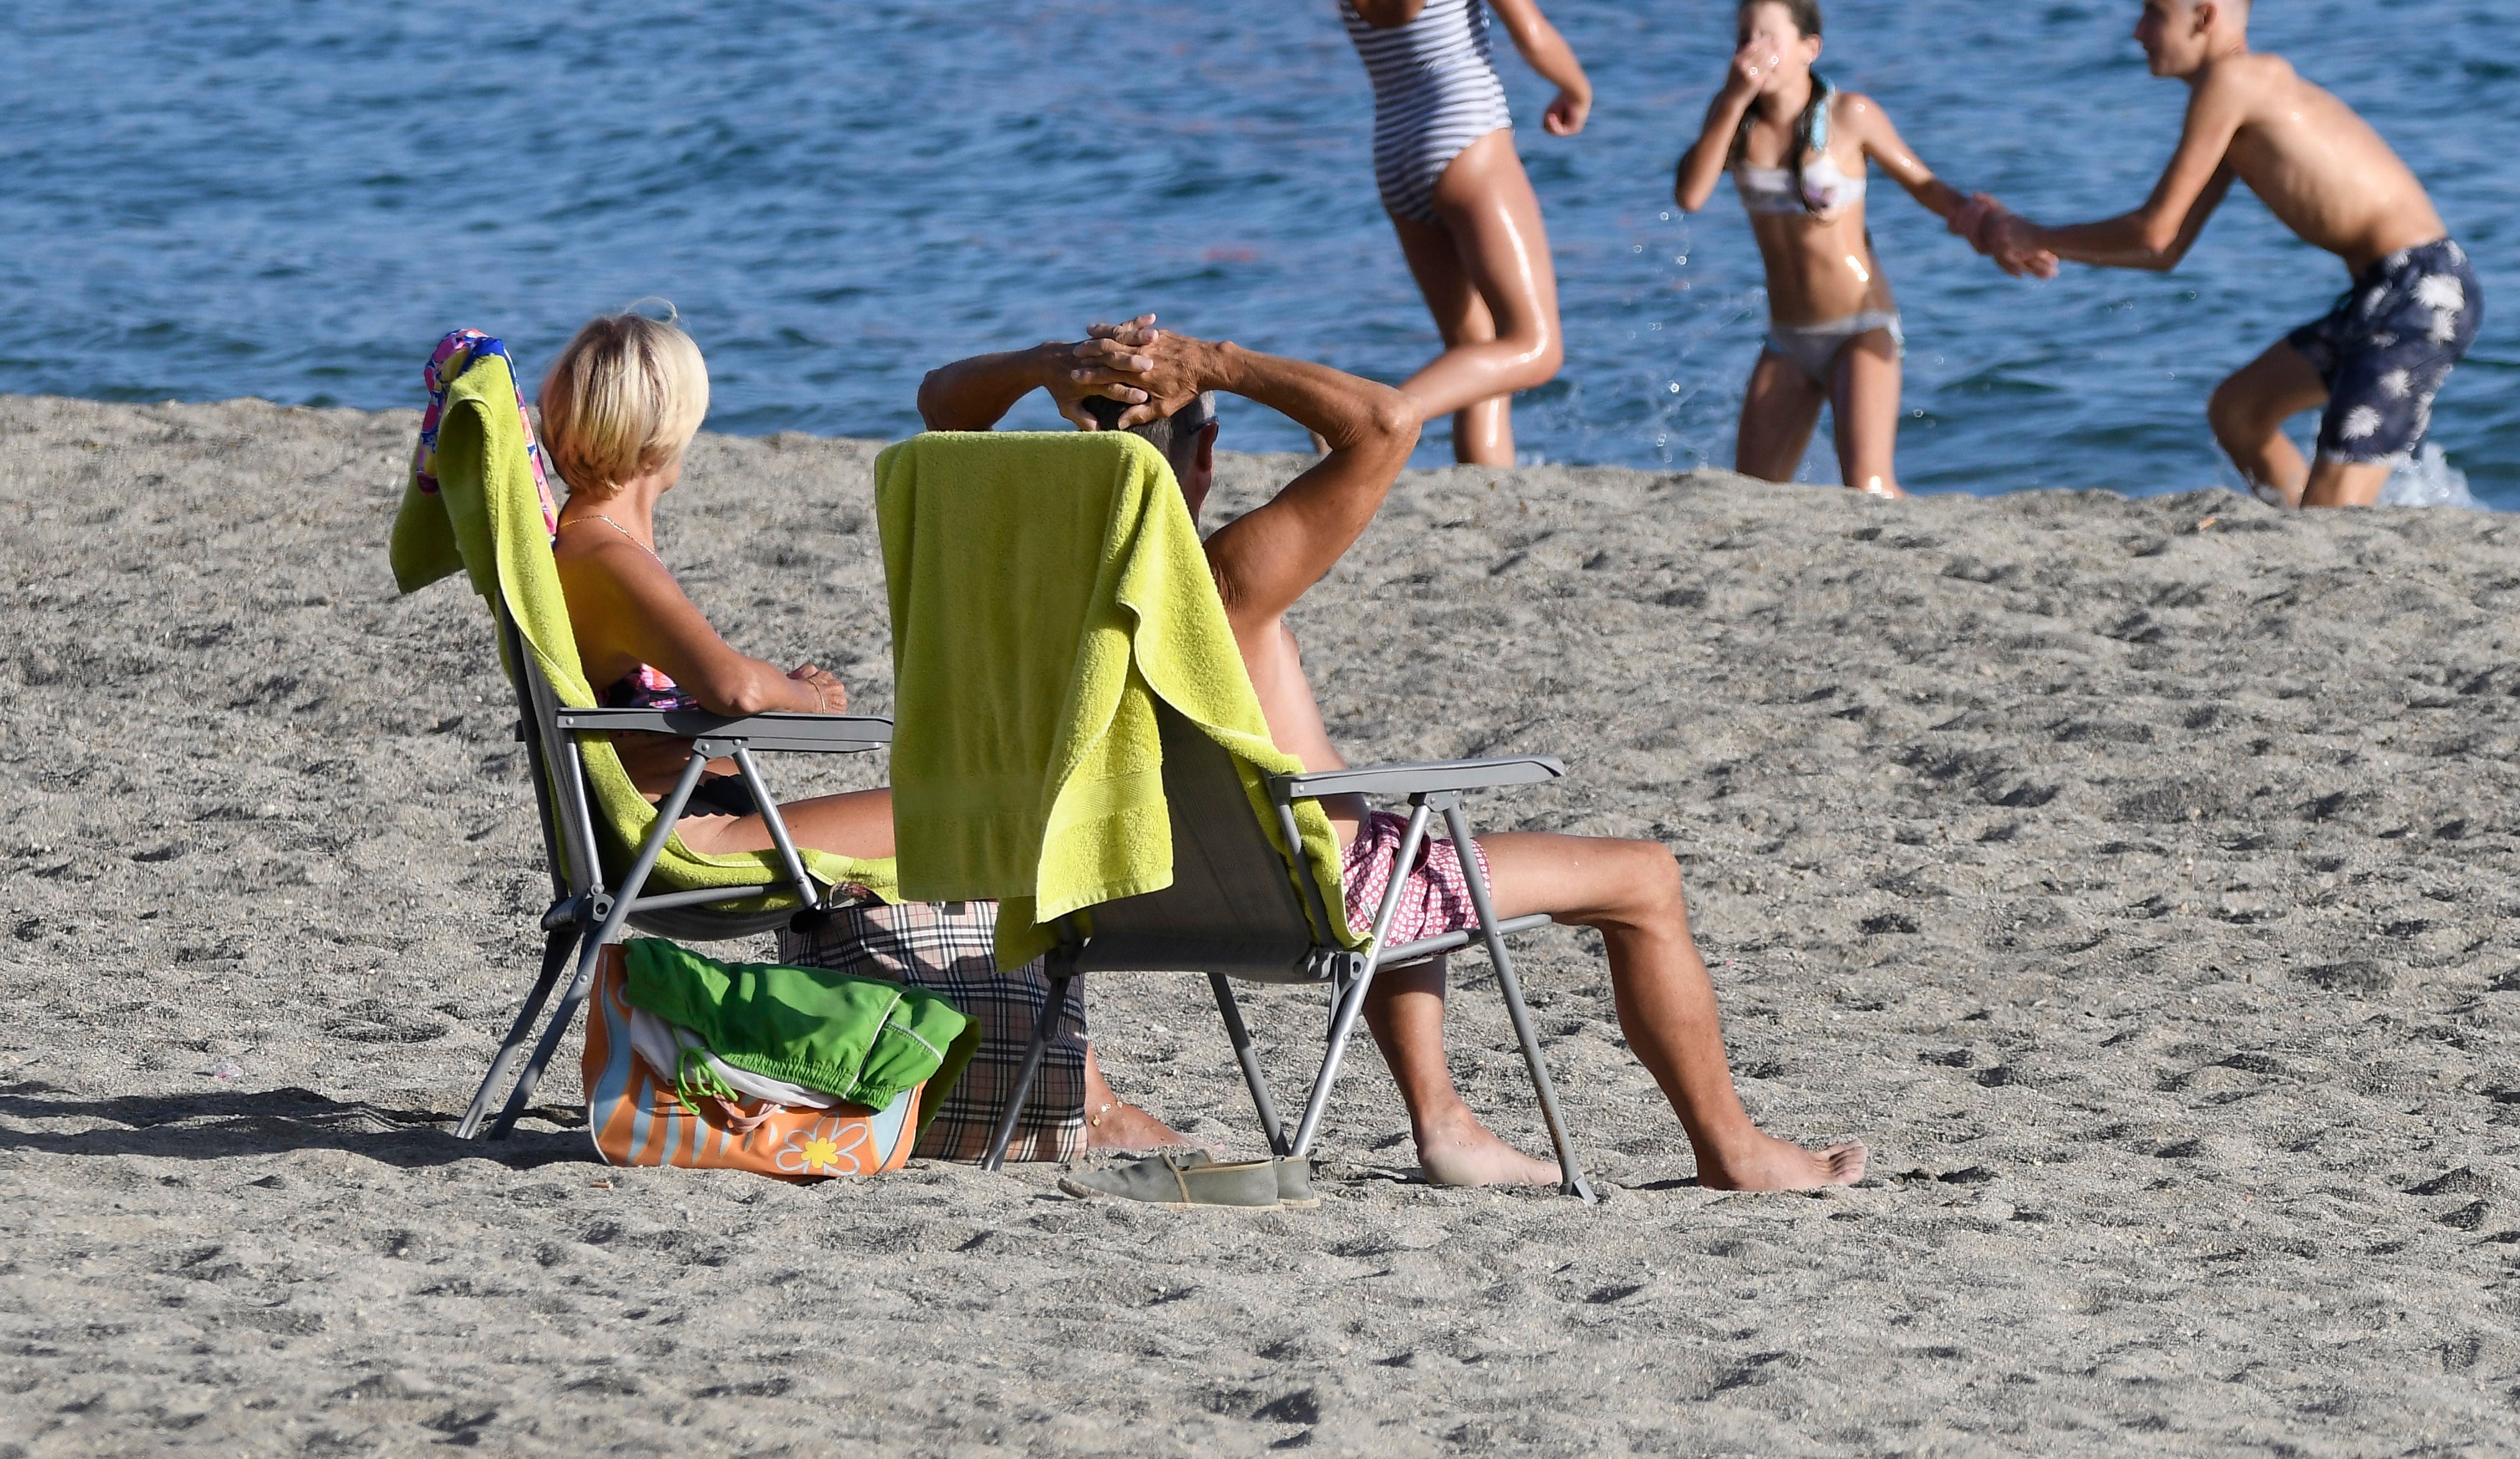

{"left": 877, "top": 431, "right": 1595, "bottom": 1200}
{"left": 390, "top": 340, "right": 895, "bottom": 1140}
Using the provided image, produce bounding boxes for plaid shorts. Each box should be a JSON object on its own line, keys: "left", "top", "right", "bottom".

{"left": 1342, "top": 809, "right": 1492, "bottom": 946}
{"left": 777, "top": 899, "right": 1085, "bottom": 1163}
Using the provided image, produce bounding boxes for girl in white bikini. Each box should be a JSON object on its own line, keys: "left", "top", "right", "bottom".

{"left": 1673, "top": 0, "right": 2052, "bottom": 496}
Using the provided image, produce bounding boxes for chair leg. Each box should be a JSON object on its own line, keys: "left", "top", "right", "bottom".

{"left": 1286, "top": 804, "right": 1438, "bottom": 1160}
{"left": 982, "top": 971, "right": 1072, "bottom": 1172}
{"left": 489, "top": 752, "right": 710, "bottom": 1140}
{"left": 455, "top": 922, "right": 581, "bottom": 1140}
{"left": 1443, "top": 803, "right": 1595, "bottom": 1204}
{"left": 1209, "top": 973, "right": 1289, "bottom": 1156}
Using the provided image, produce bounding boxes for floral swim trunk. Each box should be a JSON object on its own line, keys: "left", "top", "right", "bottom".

{"left": 1342, "top": 808, "right": 1495, "bottom": 947}
{"left": 2286, "top": 238, "right": 2482, "bottom": 467}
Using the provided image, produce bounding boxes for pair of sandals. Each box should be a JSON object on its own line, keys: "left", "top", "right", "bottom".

{"left": 1058, "top": 1149, "right": 1318, "bottom": 1210}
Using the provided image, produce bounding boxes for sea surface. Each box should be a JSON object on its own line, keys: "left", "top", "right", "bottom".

{"left": 2, "top": 1, "right": 2511, "bottom": 501}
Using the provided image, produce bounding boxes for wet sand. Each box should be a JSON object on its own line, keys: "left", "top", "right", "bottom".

{"left": 3, "top": 394, "right": 2516, "bottom": 1454}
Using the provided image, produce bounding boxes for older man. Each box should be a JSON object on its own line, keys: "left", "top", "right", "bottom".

{"left": 916, "top": 319, "right": 1863, "bottom": 1190}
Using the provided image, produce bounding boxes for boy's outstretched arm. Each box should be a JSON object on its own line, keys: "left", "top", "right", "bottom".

{"left": 1992, "top": 72, "right": 2246, "bottom": 271}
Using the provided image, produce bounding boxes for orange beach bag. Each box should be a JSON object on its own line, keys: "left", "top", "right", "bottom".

{"left": 580, "top": 945, "right": 922, "bottom": 1179}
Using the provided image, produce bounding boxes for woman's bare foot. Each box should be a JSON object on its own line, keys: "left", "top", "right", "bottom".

{"left": 1414, "top": 1105, "right": 1565, "bottom": 1188}
{"left": 1696, "top": 1132, "right": 1868, "bottom": 1191}
{"left": 1081, "top": 1045, "right": 1183, "bottom": 1150}
{"left": 1086, "top": 1099, "right": 1182, "bottom": 1150}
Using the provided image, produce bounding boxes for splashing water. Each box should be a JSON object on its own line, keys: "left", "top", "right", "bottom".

{"left": 2379, "top": 444, "right": 2480, "bottom": 510}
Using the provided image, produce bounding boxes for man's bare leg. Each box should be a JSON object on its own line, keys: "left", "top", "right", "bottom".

{"left": 2208, "top": 342, "right": 2328, "bottom": 506}
{"left": 1479, "top": 831, "right": 1865, "bottom": 1190}
{"left": 1363, "top": 958, "right": 1563, "bottom": 1186}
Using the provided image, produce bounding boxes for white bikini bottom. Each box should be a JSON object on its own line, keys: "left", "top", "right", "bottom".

{"left": 1765, "top": 311, "right": 1904, "bottom": 385}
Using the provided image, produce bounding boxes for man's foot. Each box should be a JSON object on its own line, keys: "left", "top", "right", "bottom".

{"left": 1414, "top": 1106, "right": 1566, "bottom": 1188}
{"left": 1696, "top": 1132, "right": 1868, "bottom": 1191}
{"left": 1086, "top": 1098, "right": 1183, "bottom": 1150}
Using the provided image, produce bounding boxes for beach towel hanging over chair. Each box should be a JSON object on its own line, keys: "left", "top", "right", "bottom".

{"left": 875, "top": 429, "right": 1593, "bottom": 1199}
{"left": 388, "top": 329, "right": 899, "bottom": 1141}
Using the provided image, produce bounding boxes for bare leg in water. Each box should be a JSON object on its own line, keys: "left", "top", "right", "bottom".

{"left": 676, "top": 788, "right": 1182, "bottom": 1149}
{"left": 2208, "top": 340, "right": 2392, "bottom": 508}
{"left": 1366, "top": 831, "right": 1866, "bottom": 1190}
{"left": 1389, "top": 129, "right": 1566, "bottom": 466}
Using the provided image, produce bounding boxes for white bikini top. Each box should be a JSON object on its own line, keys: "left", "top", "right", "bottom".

{"left": 1734, "top": 153, "right": 1867, "bottom": 217}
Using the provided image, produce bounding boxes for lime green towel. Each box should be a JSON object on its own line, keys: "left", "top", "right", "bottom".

{"left": 874, "top": 430, "right": 1353, "bottom": 966}
{"left": 390, "top": 349, "right": 896, "bottom": 905}
{"left": 622, "top": 939, "right": 977, "bottom": 1124}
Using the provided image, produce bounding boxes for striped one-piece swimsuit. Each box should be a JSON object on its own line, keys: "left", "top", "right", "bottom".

{"left": 1340, "top": 0, "right": 1514, "bottom": 225}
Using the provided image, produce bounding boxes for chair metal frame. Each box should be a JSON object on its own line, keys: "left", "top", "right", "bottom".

{"left": 978, "top": 704, "right": 1595, "bottom": 1202}
{"left": 453, "top": 605, "right": 893, "bottom": 1140}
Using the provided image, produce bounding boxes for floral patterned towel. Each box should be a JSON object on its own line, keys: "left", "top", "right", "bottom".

{"left": 411, "top": 328, "right": 556, "bottom": 536}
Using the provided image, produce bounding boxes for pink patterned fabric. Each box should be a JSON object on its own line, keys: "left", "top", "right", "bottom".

{"left": 1342, "top": 808, "right": 1493, "bottom": 946}
{"left": 411, "top": 328, "right": 558, "bottom": 536}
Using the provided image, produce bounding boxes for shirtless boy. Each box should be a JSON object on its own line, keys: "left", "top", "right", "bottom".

{"left": 918, "top": 319, "right": 1865, "bottom": 1191}
{"left": 1959, "top": 0, "right": 2481, "bottom": 508}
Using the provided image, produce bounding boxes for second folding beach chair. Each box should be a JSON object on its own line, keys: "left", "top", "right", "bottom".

{"left": 875, "top": 429, "right": 1595, "bottom": 1200}
{"left": 389, "top": 332, "right": 897, "bottom": 1141}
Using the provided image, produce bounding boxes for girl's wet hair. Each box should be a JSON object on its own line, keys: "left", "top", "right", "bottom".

{"left": 1729, "top": 0, "right": 1833, "bottom": 217}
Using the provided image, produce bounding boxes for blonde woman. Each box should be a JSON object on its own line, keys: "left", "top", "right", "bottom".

{"left": 540, "top": 309, "right": 1177, "bottom": 1148}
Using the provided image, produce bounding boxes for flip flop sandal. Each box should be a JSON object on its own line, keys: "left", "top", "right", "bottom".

{"left": 1057, "top": 1149, "right": 1281, "bottom": 1209}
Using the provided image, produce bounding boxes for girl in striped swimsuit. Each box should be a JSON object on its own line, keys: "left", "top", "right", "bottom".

{"left": 1342, "top": 0, "right": 1591, "bottom": 466}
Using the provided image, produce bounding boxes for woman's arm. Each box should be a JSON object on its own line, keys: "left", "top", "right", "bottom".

{"left": 1485, "top": 0, "right": 1591, "bottom": 135}
{"left": 558, "top": 534, "right": 831, "bottom": 717}
{"left": 1674, "top": 58, "right": 1760, "bottom": 212}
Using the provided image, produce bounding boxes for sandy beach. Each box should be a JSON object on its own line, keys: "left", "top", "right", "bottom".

{"left": 4, "top": 392, "right": 2517, "bottom": 1455}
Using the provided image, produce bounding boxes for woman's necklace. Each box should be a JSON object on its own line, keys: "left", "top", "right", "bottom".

{"left": 559, "top": 513, "right": 661, "bottom": 560}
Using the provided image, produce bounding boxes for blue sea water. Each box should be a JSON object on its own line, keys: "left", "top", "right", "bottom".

{"left": 1, "top": 1, "right": 2511, "bottom": 501}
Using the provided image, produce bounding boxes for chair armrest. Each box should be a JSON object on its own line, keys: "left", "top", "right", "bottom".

{"left": 1267, "top": 755, "right": 1565, "bottom": 803}
{"left": 552, "top": 708, "right": 894, "bottom": 752}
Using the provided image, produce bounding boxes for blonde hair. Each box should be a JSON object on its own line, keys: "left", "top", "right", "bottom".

{"left": 539, "top": 307, "right": 709, "bottom": 496}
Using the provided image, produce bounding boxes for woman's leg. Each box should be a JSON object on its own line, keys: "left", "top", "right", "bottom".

{"left": 669, "top": 787, "right": 895, "bottom": 859}
{"left": 1735, "top": 350, "right": 1826, "bottom": 483}
{"left": 1391, "top": 212, "right": 1512, "bottom": 465}
{"left": 1479, "top": 831, "right": 1866, "bottom": 1190}
{"left": 1828, "top": 329, "right": 1907, "bottom": 498}
{"left": 1398, "top": 129, "right": 1566, "bottom": 466}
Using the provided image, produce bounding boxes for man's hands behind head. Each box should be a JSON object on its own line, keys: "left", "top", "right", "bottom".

{"left": 1078, "top": 315, "right": 1221, "bottom": 431}
{"left": 1046, "top": 329, "right": 1157, "bottom": 431}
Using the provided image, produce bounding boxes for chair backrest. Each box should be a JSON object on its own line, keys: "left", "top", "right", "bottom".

{"left": 399, "top": 345, "right": 892, "bottom": 912}
{"left": 1073, "top": 701, "right": 1325, "bottom": 982}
